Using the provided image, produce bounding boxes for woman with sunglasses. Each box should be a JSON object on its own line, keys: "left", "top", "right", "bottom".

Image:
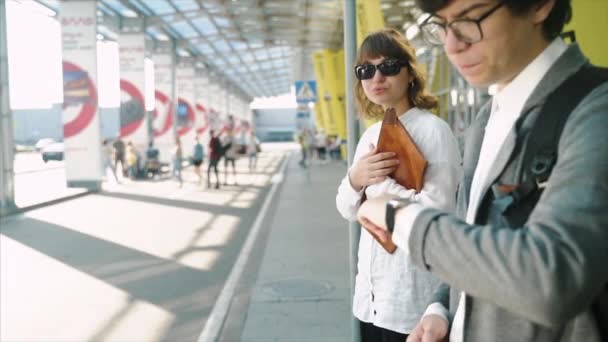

{"left": 336, "top": 28, "right": 462, "bottom": 341}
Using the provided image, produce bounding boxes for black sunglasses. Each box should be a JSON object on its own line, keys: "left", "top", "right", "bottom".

{"left": 354, "top": 59, "right": 408, "bottom": 80}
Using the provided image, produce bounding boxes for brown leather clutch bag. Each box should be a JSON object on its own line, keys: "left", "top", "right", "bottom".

{"left": 376, "top": 108, "right": 427, "bottom": 192}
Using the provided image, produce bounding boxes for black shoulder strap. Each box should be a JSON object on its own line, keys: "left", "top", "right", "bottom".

{"left": 511, "top": 65, "right": 608, "bottom": 203}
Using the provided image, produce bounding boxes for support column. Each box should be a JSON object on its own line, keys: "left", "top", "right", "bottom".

{"left": 344, "top": 0, "right": 360, "bottom": 341}
{"left": 60, "top": 0, "right": 103, "bottom": 190}
{"left": 0, "top": 0, "right": 16, "bottom": 215}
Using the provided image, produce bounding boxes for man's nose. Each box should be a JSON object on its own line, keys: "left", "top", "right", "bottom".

{"left": 444, "top": 28, "right": 468, "bottom": 55}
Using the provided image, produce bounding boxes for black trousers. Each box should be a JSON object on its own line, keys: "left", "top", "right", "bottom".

{"left": 359, "top": 320, "right": 408, "bottom": 342}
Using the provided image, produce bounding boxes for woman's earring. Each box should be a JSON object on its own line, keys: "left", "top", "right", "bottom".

{"left": 409, "top": 81, "right": 415, "bottom": 88}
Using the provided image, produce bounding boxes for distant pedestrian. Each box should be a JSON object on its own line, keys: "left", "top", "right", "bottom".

{"left": 126, "top": 141, "right": 139, "bottom": 180}
{"left": 207, "top": 130, "right": 222, "bottom": 189}
{"left": 112, "top": 138, "right": 126, "bottom": 177}
{"left": 192, "top": 136, "right": 204, "bottom": 185}
{"left": 246, "top": 131, "right": 260, "bottom": 172}
{"left": 102, "top": 139, "right": 119, "bottom": 183}
{"left": 172, "top": 137, "right": 183, "bottom": 187}
{"left": 223, "top": 132, "right": 238, "bottom": 185}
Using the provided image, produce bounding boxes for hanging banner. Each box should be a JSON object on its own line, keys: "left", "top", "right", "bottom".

{"left": 60, "top": 0, "right": 103, "bottom": 189}
{"left": 327, "top": 49, "right": 347, "bottom": 140}
{"left": 176, "top": 64, "right": 196, "bottom": 155}
{"left": 119, "top": 33, "right": 148, "bottom": 152}
{"left": 208, "top": 108, "right": 221, "bottom": 133}
{"left": 152, "top": 53, "right": 174, "bottom": 164}
{"left": 356, "top": 0, "right": 385, "bottom": 45}
{"left": 312, "top": 50, "right": 337, "bottom": 135}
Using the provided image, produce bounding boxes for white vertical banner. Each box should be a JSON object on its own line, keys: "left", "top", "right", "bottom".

{"left": 194, "top": 72, "right": 210, "bottom": 148}
{"left": 119, "top": 33, "right": 148, "bottom": 152}
{"left": 152, "top": 53, "right": 174, "bottom": 164}
{"left": 176, "top": 63, "right": 196, "bottom": 156}
{"left": 206, "top": 80, "right": 220, "bottom": 133}
{"left": 218, "top": 83, "right": 229, "bottom": 133}
{"left": 60, "top": 0, "right": 103, "bottom": 188}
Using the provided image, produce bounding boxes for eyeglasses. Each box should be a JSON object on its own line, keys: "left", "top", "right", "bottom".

{"left": 419, "top": 1, "right": 505, "bottom": 46}
{"left": 354, "top": 59, "right": 408, "bottom": 80}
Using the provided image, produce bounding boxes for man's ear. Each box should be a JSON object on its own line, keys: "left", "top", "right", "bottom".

{"left": 533, "top": 0, "right": 556, "bottom": 25}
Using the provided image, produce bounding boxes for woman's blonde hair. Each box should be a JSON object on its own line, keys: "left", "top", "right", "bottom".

{"left": 355, "top": 28, "right": 438, "bottom": 119}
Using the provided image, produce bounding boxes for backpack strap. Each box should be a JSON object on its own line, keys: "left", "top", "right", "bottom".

{"left": 500, "top": 65, "right": 608, "bottom": 209}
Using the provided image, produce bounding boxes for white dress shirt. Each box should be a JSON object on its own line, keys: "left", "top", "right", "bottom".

{"left": 391, "top": 38, "right": 568, "bottom": 341}
{"left": 336, "top": 107, "right": 462, "bottom": 333}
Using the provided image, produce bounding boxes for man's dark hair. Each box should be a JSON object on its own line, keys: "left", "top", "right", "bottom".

{"left": 415, "top": 0, "right": 572, "bottom": 40}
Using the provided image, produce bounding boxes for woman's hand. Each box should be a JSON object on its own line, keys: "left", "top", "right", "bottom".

{"left": 348, "top": 144, "right": 399, "bottom": 191}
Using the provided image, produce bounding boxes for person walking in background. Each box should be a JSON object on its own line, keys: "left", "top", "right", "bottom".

{"left": 144, "top": 141, "right": 161, "bottom": 179}
{"left": 335, "top": 28, "right": 462, "bottom": 341}
{"left": 315, "top": 129, "right": 328, "bottom": 162}
{"left": 112, "top": 138, "right": 126, "bottom": 177}
{"left": 328, "top": 136, "right": 342, "bottom": 161}
{"left": 357, "top": 1, "right": 608, "bottom": 341}
{"left": 126, "top": 141, "right": 138, "bottom": 180}
{"left": 102, "top": 139, "right": 119, "bottom": 183}
{"left": 306, "top": 128, "right": 316, "bottom": 162}
{"left": 192, "top": 136, "right": 205, "bottom": 185}
{"left": 172, "top": 137, "right": 183, "bottom": 188}
{"left": 297, "top": 129, "right": 308, "bottom": 168}
{"left": 223, "top": 131, "right": 238, "bottom": 185}
{"left": 207, "top": 130, "right": 222, "bottom": 189}
{"left": 246, "top": 130, "right": 260, "bottom": 172}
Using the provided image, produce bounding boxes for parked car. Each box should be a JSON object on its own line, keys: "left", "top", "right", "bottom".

{"left": 41, "top": 142, "right": 64, "bottom": 162}
{"left": 35, "top": 138, "right": 55, "bottom": 151}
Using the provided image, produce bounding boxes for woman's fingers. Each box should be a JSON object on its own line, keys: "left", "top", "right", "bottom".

{"left": 368, "top": 151, "right": 397, "bottom": 163}
{"left": 372, "top": 159, "right": 399, "bottom": 171}
{"left": 372, "top": 167, "right": 395, "bottom": 178}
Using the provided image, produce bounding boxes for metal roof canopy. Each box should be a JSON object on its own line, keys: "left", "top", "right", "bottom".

{"left": 37, "top": 0, "right": 423, "bottom": 101}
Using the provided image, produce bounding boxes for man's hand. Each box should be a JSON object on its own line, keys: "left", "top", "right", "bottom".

{"left": 357, "top": 194, "right": 397, "bottom": 231}
{"left": 348, "top": 144, "right": 399, "bottom": 191}
{"left": 407, "top": 315, "right": 449, "bottom": 342}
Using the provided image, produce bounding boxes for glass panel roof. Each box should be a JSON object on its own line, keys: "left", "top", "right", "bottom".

{"left": 172, "top": 0, "right": 198, "bottom": 12}
{"left": 168, "top": 20, "right": 199, "bottom": 38}
{"left": 190, "top": 17, "right": 217, "bottom": 36}
{"left": 34, "top": 0, "right": 422, "bottom": 99}
{"left": 138, "top": 0, "right": 175, "bottom": 15}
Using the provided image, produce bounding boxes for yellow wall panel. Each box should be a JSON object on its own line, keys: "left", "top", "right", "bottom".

{"left": 322, "top": 49, "right": 343, "bottom": 137}
{"left": 565, "top": 0, "right": 608, "bottom": 66}
{"left": 313, "top": 103, "right": 324, "bottom": 130}
{"left": 356, "top": 0, "right": 385, "bottom": 45}
{"left": 312, "top": 51, "right": 337, "bottom": 134}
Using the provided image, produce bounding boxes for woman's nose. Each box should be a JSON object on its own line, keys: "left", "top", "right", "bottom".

{"left": 371, "top": 68, "right": 385, "bottom": 82}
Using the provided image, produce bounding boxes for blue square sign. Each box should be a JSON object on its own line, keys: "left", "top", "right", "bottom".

{"left": 295, "top": 80, "right": 317, "bottom": 103}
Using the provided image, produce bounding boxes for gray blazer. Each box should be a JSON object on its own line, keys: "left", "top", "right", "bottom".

{"left": 407, "top": 43, "right": 608, "bottom": 341}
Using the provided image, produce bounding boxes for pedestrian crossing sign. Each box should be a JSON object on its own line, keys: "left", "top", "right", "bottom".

{"left": 295, "top": 80, "right": 317, "bottom": 103}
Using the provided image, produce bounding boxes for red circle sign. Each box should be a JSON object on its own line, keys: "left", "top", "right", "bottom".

{"left": 119, "top": 79, "right": 145, "bottom": 137}
{"left": 195, "top": 103, "right": 209, "bottom": 135}
{"left": 62, "top": 61, "right": 98, "bottom": 138}
{"left": 177, "top": 98, "right": 195, "bottom": 136}
{"left": 154, "top": 90, "right": 174, "bottom": 137}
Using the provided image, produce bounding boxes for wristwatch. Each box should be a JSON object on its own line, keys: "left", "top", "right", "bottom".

{"left": 385, "top": 198, "right": 411, "bottom": 233}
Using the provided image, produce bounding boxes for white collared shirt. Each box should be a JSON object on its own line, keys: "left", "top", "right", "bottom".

{"left": 392, "top": 38, "right": 568, "bottom": 341}
{"left": 336, "top": 107, "right": 462, "bottom": 333}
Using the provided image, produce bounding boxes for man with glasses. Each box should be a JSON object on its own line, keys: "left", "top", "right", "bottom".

{"left": 356, "top": 0, "right": 608, "bottom": 341}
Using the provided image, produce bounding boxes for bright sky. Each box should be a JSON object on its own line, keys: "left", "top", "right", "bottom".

{"left": 6, "top": 0, "right": 62, "bottom": 109}
{"left": 249, "top": 88, "right": 297, "bottom": 109}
